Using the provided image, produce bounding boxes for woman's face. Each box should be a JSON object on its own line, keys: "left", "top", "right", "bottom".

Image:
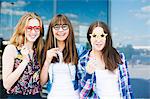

{"left": 52, "top": 24, "right": 69, "bottom": 42}
{"left": 25, "top": 18, "right": 41, "bottom": 43}
{"left": 90, "top": 27, "right": 107, "bottom": 51}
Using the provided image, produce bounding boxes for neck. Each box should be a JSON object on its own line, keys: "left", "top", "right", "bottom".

{"left": 57, "top": 41, "right": 65, "bottom": 51}
{"left": 24, "top": 41, "right": 34, "bottom": 49}
{"left": 91, "top": 50, "right": 103, "bottom": 60}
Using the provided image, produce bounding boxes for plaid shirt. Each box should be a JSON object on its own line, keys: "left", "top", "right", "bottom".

{"left": 77, "top": 50, "right": 133, "bottom": 99}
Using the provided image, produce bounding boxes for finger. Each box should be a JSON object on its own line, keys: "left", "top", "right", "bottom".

{"left": 51, "top": 53, "right": 57, "bottom": 57}
{"left": 87, "top": 62, "right": 96, "bottom": 71}
{"left": 86, "top": 65, "right": 95, "bottom": 74}
{"left": 21, "top": 46, "right": 30, "bottom": 51}
{"left": 20, "top": 44, "right": 24, "bottom": 48}
{"left": 47, "top": 51, "right": 57, "bottom": 59}
{"left": 21, "top": 47, "right": 30, "bottom": 55}
{"left": 52, "top": 48, "right": 59, "bottom": 52}
{"left": 21, "top": 46, "right": 26, "bottom": 50}
{"left": 28, "top": 49, "right": 33, "bottom": 53}
{"left": 47, "top": 50, "right": 57, "bottom": 56}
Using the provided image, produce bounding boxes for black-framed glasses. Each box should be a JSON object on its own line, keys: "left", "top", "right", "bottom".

{"left": 53, "top": 24, "right": 69, "bottom": 30}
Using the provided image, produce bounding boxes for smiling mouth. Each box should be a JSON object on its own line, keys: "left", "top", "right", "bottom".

{"left": 29, "top": 35, "right": 37, "bottom": 39}
{"left": 57, "top": 33, "right": 65, "bottom": 36}
{"left": 96, "top": 43, "right": 102, "bottom": 46}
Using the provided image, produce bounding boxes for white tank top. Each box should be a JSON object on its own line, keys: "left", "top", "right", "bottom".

{"left": 47, "top": 63, "right": 79, "bottom": 99}
{"left": 95, "top": 69, "right": 122, "bottom": 99}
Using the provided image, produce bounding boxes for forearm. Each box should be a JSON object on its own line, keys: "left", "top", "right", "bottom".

{"left": 3, "top": 60, "right": 28, "bottom": 90}
{"left": 40, "top": 60, "right": 50, "bottom": 86}
{"left": 79, "top": 73, "right": 94, "bottom": 97}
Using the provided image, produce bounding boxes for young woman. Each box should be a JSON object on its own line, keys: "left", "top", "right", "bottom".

{"left": 78, "top": 21, "right": 133, "bottom": 99}
{"left": 2, "top": 12, "right": 44, "bottom": 99}
{"left": 40, "top": 14, "right": 79, "bottom": 99}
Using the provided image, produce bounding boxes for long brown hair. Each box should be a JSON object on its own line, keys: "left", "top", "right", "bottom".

{"left": 87, "top": 21, "right": 123, "bottom": 71}
{"left": 43, "top": 14, "right": 78, "bottom": 65}
{"left": 10, "top": 12, "right": 44, "bottom": 67}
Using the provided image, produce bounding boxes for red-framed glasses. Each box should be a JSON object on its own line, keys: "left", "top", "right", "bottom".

{"left": 26, "top": 26, "right": 41, "bottom": 32}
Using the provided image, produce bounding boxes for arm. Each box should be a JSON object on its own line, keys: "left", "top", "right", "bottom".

{"left": 125, "top": 60, "right": 133, "bottom": 98}
{"left": 40, "top": 59, "right": 50, "bottom": 86}
{"left": 121, "top": 53, "right": 133, "bottom": 98}
{"left": 2, "top": 45, "right": 29, "bottom": 90}
{"left": 40, "top": 48, "right": 59, "bottom": 86}
{"left": 80, "top": 72, "right": 94, "bottom": 98}
{"left": 77, "top": 58, "right": 95, "bottom": 98}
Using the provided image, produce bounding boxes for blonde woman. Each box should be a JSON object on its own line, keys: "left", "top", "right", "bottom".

{"left": 2, "top": 12, "right": 44, "bottom": 98}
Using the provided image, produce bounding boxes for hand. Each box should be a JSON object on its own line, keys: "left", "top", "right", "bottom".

{"left": 20, "top": 46, "right": 30, "bottom": 61}
{"left": 56, "top": 50, "right": 63, "bottom": 63}
{"left": 45, "top": 48, "right": 59, "bottom": 63}
{"left": 86, "top": 59, "right": 97, "bottom": 74}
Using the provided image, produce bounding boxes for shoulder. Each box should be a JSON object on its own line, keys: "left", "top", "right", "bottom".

{"left": 79, "top": 50, "right": 90, "bottom": 59}
{"left": 116, "top": 49, "right": 126, "bottom": 61}
{"left": 78, "top": 50, "right": 90, "bottom": 67}
{"left": 3, "top": 44, "right": 17, "bottom": 56}
{"left": 75, "top": 43, "right": 85, "bottom": 57}
{"left": 76, "top": 43, "right": 84, "bottom": 49}
{"left": 4, "top": 44, "right": 16, "bottom": 52}
{"left": 119, "top": 52, "right": 126, "bottom": 63}
{"left": 118, "top": 52, "right": 128, "bottom": 71}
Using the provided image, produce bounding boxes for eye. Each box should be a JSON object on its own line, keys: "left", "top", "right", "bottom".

{"left": 27, "top": 26, "right": 32, "bottom": 30}
{"left": 26, "top": 26, "right": 32, "bottom": 31}
{"left": 34, "top": 26, "right": 40, "bottom": 31}
{"left": 53, "top": 25, "right": 60, "bottom": 30}
{"left": 62, "top": 24, "right": 69, "bottom": 30}
{"left": 101, "top": 34, "right": 104, "bottom": 37}
{"left": 92, "top": 34, "right": 96, "bottom": 37}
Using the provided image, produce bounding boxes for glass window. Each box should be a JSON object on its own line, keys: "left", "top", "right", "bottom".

{"left": 56, "top": 0, "right": 110, "bottom": 48}
{"left": 111, "top": 1, "right": 150, "bottom": 98}
{"left": 0, "top": 0, "right": 110, "bottom": 98}
{"left": 0, "top": 0, "right": 110, "bottom": 49}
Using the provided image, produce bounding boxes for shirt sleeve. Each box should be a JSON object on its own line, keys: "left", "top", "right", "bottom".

{"left": 120, "top": 53, "right": 133, "bottom": 99}
{"left": 77, "top": 57, "right": 95, "bottom": 98}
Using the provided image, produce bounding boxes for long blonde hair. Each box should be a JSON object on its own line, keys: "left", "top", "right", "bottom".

{"left": 10, "top": 12, "right": 44, "bottom": 67}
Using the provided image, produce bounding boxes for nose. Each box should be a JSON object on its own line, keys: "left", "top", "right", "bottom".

{"left": 58, "top": 27, "right": 63, "bottom": 32}
{"left": 95, "top": 37, "right": 103, "bottom": 42}
{"left": 95, "top": 36, "right": 100, "bottom": 40}
{"left": 30, "top": 28, "right": 36, "bottom": 34}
